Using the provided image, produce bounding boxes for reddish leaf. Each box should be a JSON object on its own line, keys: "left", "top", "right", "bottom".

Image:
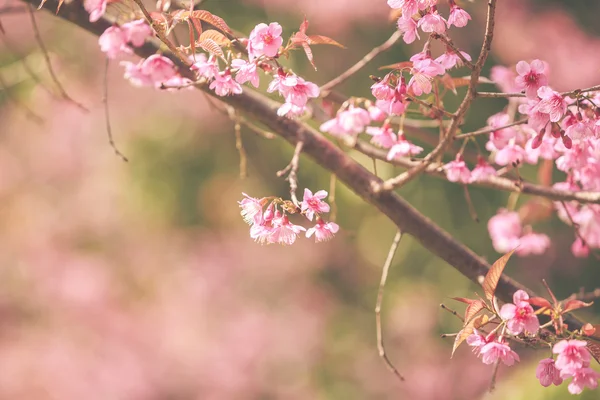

{"left": 587, "top": 341, "right": 600, "bottom": 365}
{"left": 173, "top": 10, "right": 232, "bottom": 34}
{"left": 464, "top": 300, "right": 485, "bottom": 325}
{"left": 451, "top": 297, "right": 476, "bottom": 305}
{"left": 482, "top": 249, "right": 516, "bottom": 303}
{"left": 378, "top": 61, "right": 413, "bottom": 71}
{"left": 452, "top": 314, "right": 486, "bottom": 358}
{"left": 187, "top": 20, "right": 197, "bottom": 56}
{"left": 199, "top": 29, "right": 230, "bottom": 46}
{"left": 307, "top": 35, "right": 346, "bottom": 48}
{"left": 301, "top": 43, "right": 316, "bottom": 70}
{"left": 562, "top": 299, "right": 593, "bottom": 314}
{"left": 198, "top": 38, "right": 225, "bottom": 60}
{"left": 528, "top": 296, "right": 552, "bottom": 309}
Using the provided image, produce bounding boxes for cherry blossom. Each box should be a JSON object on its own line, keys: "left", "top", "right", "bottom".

{"left": 447, "top": 5, "right": 471, "bottom": 28}
{"left": 553, "top": 340, "right": 591, "bottom": 374}
{"left": 192, "top": 54, "right": 220, "bottom": 80}
{"left": 268, "top": 72, "right": 319, "bottom": 108}
{"left": 386, "top": 135, "right": 423, "bottom": 160}
{"left": 98, "top": 26, "right": 130, "bottom": 59}
{"left": 563, "top": 367, "right": 600, "bottom": 394}
{"left": 84, "top": 0, "right": 107, "bottom": 23}
{"left": 121, "top": 19, "right": 152, "bottom": 47}
{"left": 370, "top": 77, "right": 395, "bottom": 101}
{"left": 469, "top": 158, "right": 497, "bottom": 182}
{"left": 479, "top": 341, "right": 520, "bottom": 366}
{"left": 306, "top": 219, "right": 339, "bottom": 242}
{"left": 418, "top": 8, "right": 447, "bottom": 34}
{"left": 499, "top": 290, "right": 540, "bottom": 335}
{"left": 515, "top": 60, "right": 548, "bottom": 99}
{"left": 231, "top": 59, "right": 260, "bottom": 88}
{"left": 365, "top": 124, "right": 397, "bottom": 149}
{"left": 209, "top": 70, "right": 243, "bottom": 96}
{"left": 443, "top": 155, "right": 471, "bottom": 184}
{"left": 248, "top": 22, "right": 283, "bottom": 60}
{"left": 301, "top": 189, "right": 330, "bottom": 221}
{"left": 534, "top": 86, "right": 567, "bottom": 122}
{"left": 435, "top": 50, "right": 471, "bottom": 70}
{"left": 397, "top": 16, "right": 420, "bottom": 44}
{"left": 238, "top": 193, "right": 265, "bottom": 225}
{"left": 536, "top": 358, "right": 563, "bottom": 387}
{"left": 270, "top": 213, "right": 306, "bottom": 245}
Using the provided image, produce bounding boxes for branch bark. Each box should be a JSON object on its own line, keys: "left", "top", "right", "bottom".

{"left": 22, "top": 0, "right": 584, "bottom": 328}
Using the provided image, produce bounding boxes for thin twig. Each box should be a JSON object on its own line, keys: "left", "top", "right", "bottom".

{"left": 476, "top": 84, "right": 600, "bottom": 99}
{"left": 440, "top": 303, "right": 464, "bottom": 322}
{"left": 566, "top": 288, "right": 600, "bottom": 302}
{"left": 102, "top": 58, "right": 128, "bottom": 162}
{"left": 320, "top": 30, "right": 402, "bottom": 95}
{"left": 227, "top": 106, "right": 247, "bottom": 178}
{"left": 463, "top": 185, "right": 479, "bottom": 222}
{"left": 407, "top": 95, "right": 454, "bottom": 118}
{"left": 26, "top": 4, "right": 88, "bottom": 112}
{"left": 375, "top": 230, "right": 405, "bottom": 382}
{"left": 276, "top": 141, "right": 304, "bottom": 206}
{"left": 454, "top": 118, "right": 528, "bottom": 140}
{"left": 489, "top": 358, "right": 501, "bottom": 392}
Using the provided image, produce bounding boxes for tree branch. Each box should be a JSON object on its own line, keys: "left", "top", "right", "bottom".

{"left": 23, "top": 0, "right": 584, "bottom": 329}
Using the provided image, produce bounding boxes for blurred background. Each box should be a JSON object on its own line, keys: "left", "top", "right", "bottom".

{"left": 0, "top": 0, "right": 599, "bottom": 398}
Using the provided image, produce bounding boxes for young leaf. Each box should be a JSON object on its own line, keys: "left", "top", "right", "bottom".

{"left": 184, "top": 10, "right": 232, "bottom": 34}
{"left": 451, "top": 314, "right": 486, "bottom": 358}
{"left": 528, "top": 296, "right": 552, "bottom": 310}
{"left": 482, "top": 249, "right": 516, "bottom": 303}
{"left": 451, "top": 297, "right": 476, "bottom": 305}
{"left": 307, "top": 35, "right": 346, "bottom": 48}
{"left": 199, "top": 30, "right": 231, "bottom": 46}
{"left": 198, "top": 38, "right": 225, "bottom": 60}
{"left": 562, "top": 299, "right": 593, "bottom": 314}
{"left": 464, "top": 300, "right": 485, "bottom": 325}
{"left": 378, "top": 61, "right": 413, "bottom": 71}
{"left": 586, "top": 341, "right": 600, "bottom": 365}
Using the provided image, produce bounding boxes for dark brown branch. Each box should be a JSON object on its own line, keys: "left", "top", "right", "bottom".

{"left": 24, "top": 0, "right": 584, "bottom": 329}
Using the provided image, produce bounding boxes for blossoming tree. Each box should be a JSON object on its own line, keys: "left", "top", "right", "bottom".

{"left": 6, "top": 0, "right": 600, "bottom": 395}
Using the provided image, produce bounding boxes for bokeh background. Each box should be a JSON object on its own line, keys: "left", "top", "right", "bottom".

{"left": 0, "top": 0, "right": 599, "bottom": 398}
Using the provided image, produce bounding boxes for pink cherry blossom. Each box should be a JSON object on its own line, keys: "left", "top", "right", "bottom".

{"left": 553, "top": 340, "right": 591, "bottom": 374}
{"left": 564, "top": 117, "right": 594, "bottom": 141}
{"left": 277, "top": 102, "right": 306, "bottom": 118}
{"left": 192, "top": 54, "right": 220, "bottom": 80}
{"left": 365, "top": 124, "right": 397, "bottom": 149}
{"left": 480, "top": 341, "right": 520, "bottom": 366}
{"left": 98, "top": 26, "right": 130, "bottom": 59}
{"left": 417, "top": 8, "right": 447, "bottom": 34}
{"left": 447, "top": 5, "right": 471, "bottom": 28}
{"left": 408, "top": 57, "right": 445, "bottom": 96}
{"left": 443, "top": 155, "right": 471, "bottom": 184}
{"left": 231, "top": 59, "right": 260, "bottom": 88}
{"left": 494, "top": 140, "right": 525, "bottom": 166}
{"left": 209, "top": 71, "right": 243, "bottom": 96}
{"left": 571, "top": 238, "right": 590, "bottom": 258}
{"left": 397, "top": 16, "right": 420, "bottom": 44}
{"left": 469, "top": 158, "right": 496, "bottom": 182}
{"left": 488, "top": 210, "right": 521, "bottom": 253}
{"left": 387, "top": 0, "right": 419, "bottom": 17}
{"left": 238, "top": 193, "right": 265, "bottom": 225}
{"left": 435, "top": 50, "right": 471, "bottom": 70}
{"left": 516, "top": 232, "right": 550, "bottom": 256}
{"left": 121, "top": 60, "right": 153, "bottom": 87}
{"left": 306, "top": 219, "right": 339, "bottom": 242}
{"left": 121, "top": 19, "right": 152, "bottom": 47}
{"left": 84, "top": 0, "right": 107, "bottom": 22}
{"left": 490, "top": 65, "right": 518, "bottom": 93}
{"left": 269, "top": 72, "right": 319, "bottom": 108}
{"left": 534, "top": 86, "right": 567, "bottom": 122}
{"left": 248, "top": 23, "right": 283, "bottom": 60}
{"left": 466, "top": 330, "right": 490, "bottom": 356}
{"left": 368, "top": 105, "right": 387, "bottom": 121}
{"left": 515, "top": 60, "right": 548, "bottom": 99}
{"left": 499, "top": 290, "right": 539, "bottom": 335}
{"left": 371, "top": 78, "right": 395, "bottom": 101}
{"left": 536, "top": 358, "right": 563, "bottom": 387}
{"left": 386, "top": 135, "right": 423, "bottom": 160}
{"left": 141, "top": 54, "right": 178, "bottom": 86}
{"left": 485, "top": 112, "right": 519, "bottom": 151}
{"left": 269, "top": 213, "right": 306, "bottom": 245}
{"left": 301, "top": 189, "right": 330, "bottom": 221}
{"left": 563, "top": 367, "right": 600, "bottom": 394}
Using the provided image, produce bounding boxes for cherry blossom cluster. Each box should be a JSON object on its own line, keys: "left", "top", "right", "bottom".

{"left": 455, "top": 283, "right": 599, "bottom": 395}
{"left": 388, "top": 0, "right": 471, "bottom": 44}
{"left": 238, "top": 190, "right": 338, "bottom": 245}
